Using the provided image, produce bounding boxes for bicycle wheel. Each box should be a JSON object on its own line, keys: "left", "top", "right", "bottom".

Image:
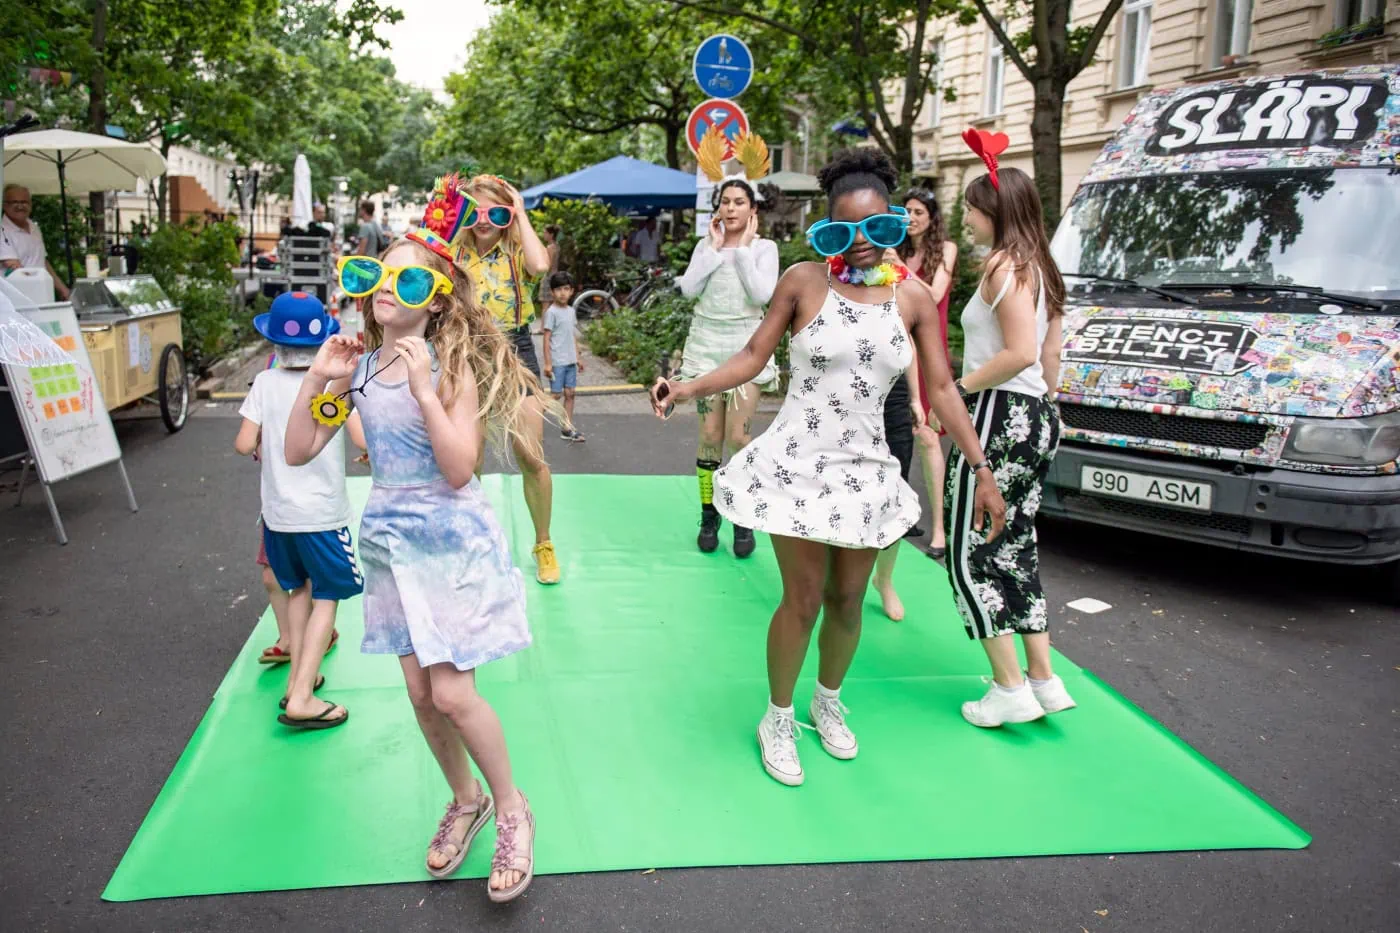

{"left": 573, "top": 290, "right": 618, "bottom": 319}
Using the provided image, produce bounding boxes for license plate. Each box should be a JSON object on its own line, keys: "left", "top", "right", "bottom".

{"left": 1079, "top": 465, "right": 1212, "bottom": 512}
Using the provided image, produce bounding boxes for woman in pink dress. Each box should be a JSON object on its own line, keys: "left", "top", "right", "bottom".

{"left": 899, "top": 188, "right": 957, "bottom": 560}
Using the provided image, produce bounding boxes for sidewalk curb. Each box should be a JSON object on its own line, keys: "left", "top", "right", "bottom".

{"left": 196, "top": 342, "right": 266, "bottom": 399}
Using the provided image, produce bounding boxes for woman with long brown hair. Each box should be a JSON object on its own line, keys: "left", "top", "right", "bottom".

{"left": 869, "top": 188, "right": 960, "bottom": 621}
{"left": 947, "top": 133, "right": 1072, "bottom": 728}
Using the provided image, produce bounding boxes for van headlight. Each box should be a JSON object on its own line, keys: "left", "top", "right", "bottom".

{"left": 1283, "top": 412, "right": 1400, "bottom": 466}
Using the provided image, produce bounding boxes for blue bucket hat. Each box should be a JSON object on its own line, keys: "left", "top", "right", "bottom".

{"left": 253, "top": 291, "right": 340, "bottom": 347}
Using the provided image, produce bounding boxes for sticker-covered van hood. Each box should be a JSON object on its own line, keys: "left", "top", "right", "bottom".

{"left": 1058, "top": 306, "right": 1400, "bottom": 419}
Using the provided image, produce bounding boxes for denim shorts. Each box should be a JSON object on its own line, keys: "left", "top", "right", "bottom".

{"left": 550, "top": 363, "right": 578, "bottom": 394}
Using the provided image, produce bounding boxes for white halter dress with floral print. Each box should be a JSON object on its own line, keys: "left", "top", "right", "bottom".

{"left": 713, "top": 271, "right": 920, "bottom": 549}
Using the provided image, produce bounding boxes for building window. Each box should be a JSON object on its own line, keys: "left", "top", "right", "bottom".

{"left": 1214, "top": 0, "right": 1252, "bottom": 66}
{"left": 771, "top": 144, "right": 785, "bottom": 173}
{"left": 1336, "top": 0, "right": 1385, "bottom": 28}
{"left": 983, "top": 29, "right": 1005, "bottom": 115}
{"left": 926, "top": 39, "right": 945, "bottom": 128}
{"left": 1118, "top": 0, "right": 1153, "bottom": 88}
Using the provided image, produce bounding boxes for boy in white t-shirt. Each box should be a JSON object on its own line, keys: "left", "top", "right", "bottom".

{"left": 235, "top": 291, "right": 362, "bottom": 730}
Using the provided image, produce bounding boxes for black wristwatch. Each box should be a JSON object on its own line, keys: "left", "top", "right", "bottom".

{"left": 954, "top": 379, "right": 969, "bottom": 398}
{"left": 970, "top": 459, "right": 993, "bottom": 476}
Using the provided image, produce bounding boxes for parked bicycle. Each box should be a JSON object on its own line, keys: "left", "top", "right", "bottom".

{"left": 572, "top": 265, "right": 673, "bottom": 319}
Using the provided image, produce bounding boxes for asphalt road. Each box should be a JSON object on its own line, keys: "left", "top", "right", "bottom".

{"left": 1, "top": 407, "right": 1395, "bottom": 933}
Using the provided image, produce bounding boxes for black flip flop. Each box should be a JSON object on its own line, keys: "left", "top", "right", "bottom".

{"left": 926, "top": 546, "right": 947, "bottom": 562}
{"left": 278, "top": 701, "right": 348, "bottom": 730}
{"left": 278, "top": 674, "right": 326, "bottom": 710}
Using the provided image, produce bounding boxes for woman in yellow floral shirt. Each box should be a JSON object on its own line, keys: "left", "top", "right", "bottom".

{"left": 454, "top": 174, "right": 562, "bottom": 585}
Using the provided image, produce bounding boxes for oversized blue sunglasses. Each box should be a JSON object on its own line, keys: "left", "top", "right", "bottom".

{"left": 805, "top": 206, "right": 909, "bottom": 257}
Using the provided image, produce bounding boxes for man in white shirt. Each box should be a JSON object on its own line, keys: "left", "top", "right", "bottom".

{"left": 630, "top": 217, "right": 662, "bottom": 265}
{"left": 0, "top": 185, "right": 70, "bottom": 300}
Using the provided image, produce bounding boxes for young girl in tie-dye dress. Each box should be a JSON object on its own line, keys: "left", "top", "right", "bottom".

{"left": 285, "top": 176, "right": 553, "bottom": 903}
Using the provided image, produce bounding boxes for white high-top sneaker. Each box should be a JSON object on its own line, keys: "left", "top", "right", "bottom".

{"left": 809, "top": 691, "right": 858, "bottom": 759}
{"left": 961, "top": 681, "right": 1046, "bottom": 728}
{"left": 757, "top": 706, "right": 804, "bottom": 786}
{"left": 1029, "top": 673, "right": 1077, "bottom": 714}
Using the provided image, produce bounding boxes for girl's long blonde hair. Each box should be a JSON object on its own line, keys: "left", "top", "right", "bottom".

{"left": 363, "top": 237, "right": 562, "bottom": 460}
{"left": 462, "top": 174, "right": 525, "bottom": 257}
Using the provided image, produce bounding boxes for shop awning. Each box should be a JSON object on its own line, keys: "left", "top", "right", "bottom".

{"left": 521, "top": 156, "right": 697, "bottom": 211}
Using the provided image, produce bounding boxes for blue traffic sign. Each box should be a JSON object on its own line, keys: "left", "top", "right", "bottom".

{"left": 693, "top": 34, "right": 753, "bottom": 100}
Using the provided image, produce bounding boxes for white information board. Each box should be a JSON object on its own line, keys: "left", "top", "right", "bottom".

{"left": 1, "top": 299, "right": 122, "bottom": 484}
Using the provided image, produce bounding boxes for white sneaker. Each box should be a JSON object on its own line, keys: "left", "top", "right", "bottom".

{"left": 1029, "top": 673, "right": 1077, "bottom": 713}
{"left": 757, "top": 707, "right": 804, "bottom": 786}
{"left": 809, "top": 691, "right": 858, "bottom": 760}
{"left": 961, "top": 681, "right": 1046, "bottom": 728}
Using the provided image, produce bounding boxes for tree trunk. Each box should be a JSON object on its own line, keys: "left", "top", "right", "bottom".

{"left": 87, "top": 0, "right": 109, "bottom": 251}
{"left": 891, "top": 124, "right": 914, "bottom": 177}
{"left": 665, "top": 123, "right": 682, "bottom": 169}
{"left": 156, "top": 139, "right": 173, "bottom": 224}
{"left": 1030, "top": 74, "right": 1066, "bottom": 231}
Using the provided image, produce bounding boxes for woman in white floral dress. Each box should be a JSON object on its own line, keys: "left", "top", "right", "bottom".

{"left": 651, "top": 150, "right": 1006, "bottom": 787}
{"left": 945, "top": 154, "right": 1077, "bottom": 729}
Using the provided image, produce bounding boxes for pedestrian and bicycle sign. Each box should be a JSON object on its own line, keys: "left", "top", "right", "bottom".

{"left": 692, "top": 33, "right": 753, "bottom": 100}
{"left": 685, "top": 99, "right": 749, "bottom": 158}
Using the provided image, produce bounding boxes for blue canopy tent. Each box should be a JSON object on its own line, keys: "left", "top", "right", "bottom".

{"left": 521, "top": 156, "right": 696, "bottom": 212}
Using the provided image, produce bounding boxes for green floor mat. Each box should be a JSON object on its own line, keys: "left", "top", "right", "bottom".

{"left": 103, "top": 474, "right": 1308, "bottom": 901}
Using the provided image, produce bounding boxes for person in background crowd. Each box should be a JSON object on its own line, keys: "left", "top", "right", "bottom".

{"left": 456, "top": 174, "right": 564, "bottom": 586}
{"left": 355, "top": 201, "right": 387, "bottom": 257}
{"left": 630, "top": 217, "right": 662, "bottom": 264}
{"left": 0, "top": 185, "right": 71, "bottom": 300}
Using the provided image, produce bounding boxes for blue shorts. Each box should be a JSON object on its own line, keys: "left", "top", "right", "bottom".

{"left": 550, "top": 363, "right": 578, "bottom": 394}
{"left": 262, "top": 526, "right": 365, "bottom": 601}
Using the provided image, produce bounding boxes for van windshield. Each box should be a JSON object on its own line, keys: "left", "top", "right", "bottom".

{"left": 1051, "top": 168, "right": 1400, "bottom": 300}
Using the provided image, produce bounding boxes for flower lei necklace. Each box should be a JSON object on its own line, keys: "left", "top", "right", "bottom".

{"left": 827, "top": 255, "right": 909, "bottom": 287}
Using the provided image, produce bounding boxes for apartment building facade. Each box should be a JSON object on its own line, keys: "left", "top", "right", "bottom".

{"left": 911, "top": 0, "right": 1397, "bottom": 212}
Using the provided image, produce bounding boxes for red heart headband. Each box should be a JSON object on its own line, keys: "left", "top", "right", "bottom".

{"left": 962, "top": 128, "right": 1010, "bottom": 190}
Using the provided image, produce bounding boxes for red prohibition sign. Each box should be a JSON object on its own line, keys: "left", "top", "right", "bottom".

{"left": 685, "top": 99, "right": 749, "bottom": 158}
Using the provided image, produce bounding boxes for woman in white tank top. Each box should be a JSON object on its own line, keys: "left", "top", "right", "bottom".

{"left": 945, "top": 156, "right": 1077, "bottom": 729}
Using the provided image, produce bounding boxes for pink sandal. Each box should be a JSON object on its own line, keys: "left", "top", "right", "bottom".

{"left": 426, "top": 793, "right": 495, "bottom": 880}
{"left": 487, "top": 792, "right": 535, "bottom": 903}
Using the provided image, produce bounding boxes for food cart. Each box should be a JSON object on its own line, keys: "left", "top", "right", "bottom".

{"left": 69, "top": 274, "right": 189, "bottom": 431}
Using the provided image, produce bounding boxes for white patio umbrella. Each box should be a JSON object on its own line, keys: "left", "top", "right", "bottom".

{"left": 2, "top": 128, "right": 167, "bottom": 282}
{"left": 291, "top": 153, "right": 312, "bottom": 229}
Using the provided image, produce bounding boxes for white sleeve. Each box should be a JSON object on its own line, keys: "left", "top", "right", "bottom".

{"left": 0, "top": 227, "right": 18, "bottom": 263}
{"left": 674, "top": 240, "right": 724, "bottom": 299}
{"left": 238, "top": 375, "right": 262, "bottom": 425}
{"left": 732, "top": 239, "right": 779, "bottom": 305}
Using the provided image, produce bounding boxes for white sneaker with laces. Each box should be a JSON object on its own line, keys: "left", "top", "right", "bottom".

{"left": 757, "top": 707, "right": 804, "bottom": 786}
{"left": 961, "top": 681, "right": 1046, "bottom": 728}
{"left": 1029, "top": 673, "right": 1077, "bottom": 714}
{"left": 809, "top": 691, "right": 858, "bottom": 760}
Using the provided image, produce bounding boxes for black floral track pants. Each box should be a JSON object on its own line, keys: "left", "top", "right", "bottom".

{"left": 945, "top": 389, "right": 1060, "bottom": 640}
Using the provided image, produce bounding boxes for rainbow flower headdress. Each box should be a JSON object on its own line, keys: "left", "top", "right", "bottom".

{"left": 697, "top": 127, "right": 771, "bottom": 200}
{"left": 406, "top": 173, "right": 476, "bottom": 261}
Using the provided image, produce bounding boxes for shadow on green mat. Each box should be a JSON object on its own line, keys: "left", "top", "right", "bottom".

{"left": 103, "top": 474, "right": 1308, "bottom": 902}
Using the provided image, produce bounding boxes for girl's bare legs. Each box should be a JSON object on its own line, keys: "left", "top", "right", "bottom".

{"left": 696, "top": 395, "right": 726, "bottom": 465}
{"left": 426, "top": 664, "right": 530, "bottom": 893}
{"left": 815, "top": 546, "right": 880, "bottom": 691}
{"left": 766, "top": 535, "right": 830, "bottom": 705}
{"left": 916, "top": 426, "right": 948, "bottom": 551}
{"left": 263, "top": 566, "right": 291, "bottom": 652}
{"left": 284, "top": 595, "right": 343, "bottom": 720}
{"left": 511, "top": 396, "right": 553, "bottom": 548}
{"left": 872, "top": 545, "right": 904, "bottom": 621}
{"left": 724, "top": 384, "right": 763, "bottom": 454}
{"left": 1022, "top": 632, "right": 1054, "bottom": 681}
{"left": 399, "top": 657, "right": 482, "bottom": 872}
{"left": 980, "top": 634, "right": 1024, "bottom": 688}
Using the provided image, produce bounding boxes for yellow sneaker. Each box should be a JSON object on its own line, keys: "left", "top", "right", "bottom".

{"left": 532, "top": 541, "right": 561, "bottom": 585}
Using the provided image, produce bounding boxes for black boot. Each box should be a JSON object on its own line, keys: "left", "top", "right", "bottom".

{"left": 733, "top": 525, "right": 756, "bottom": 559}
{"left": 697, "top": 506, "right": 721, "bottom": 553}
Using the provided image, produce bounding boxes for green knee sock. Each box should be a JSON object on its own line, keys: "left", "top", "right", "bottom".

{"left": 697, "top": 459, "right": 721, "bottom": 508}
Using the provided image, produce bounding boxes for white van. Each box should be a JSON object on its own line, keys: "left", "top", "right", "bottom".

{"left": 1044, "top": 64, "right": 1400, "bottom": 600}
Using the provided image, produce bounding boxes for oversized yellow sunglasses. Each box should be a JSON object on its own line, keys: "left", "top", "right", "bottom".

{"left": 337, "top": 256, "right": 454, "bottom": 309}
